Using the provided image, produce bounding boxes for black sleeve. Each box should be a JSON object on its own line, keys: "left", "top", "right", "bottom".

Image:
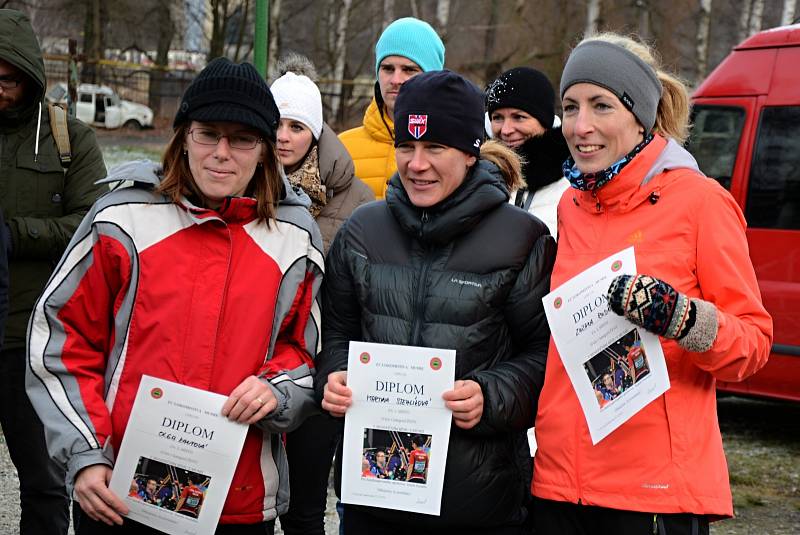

{"left": 466, "top": 232, "right": 556, "bottom": 434}
{"left": 313, "top": 219, "right": 363, "bottom": 405}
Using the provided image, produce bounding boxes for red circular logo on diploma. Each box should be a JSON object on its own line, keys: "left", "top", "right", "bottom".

{"left": 359, "top": 352, "right": 371, "bottom": 364}
{"left": 611, "top": 260, "right": 622, "bottom": 272}
{"left": 430, "top": 357, "right": 442, "bottom": 370}
{"left": 150, "top": 388, "right": 163, "bottom": 399}
{"left": 554, "top": 297, "right": 563, "bottom": 309}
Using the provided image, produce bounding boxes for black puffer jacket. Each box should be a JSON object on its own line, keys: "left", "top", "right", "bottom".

{"left": 315, "top": 160, "right": 556, "bottom": 529}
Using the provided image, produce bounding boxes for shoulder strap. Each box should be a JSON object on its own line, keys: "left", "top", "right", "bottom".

{"left": 47, "top": 104, "right": 72, "bottom": 169}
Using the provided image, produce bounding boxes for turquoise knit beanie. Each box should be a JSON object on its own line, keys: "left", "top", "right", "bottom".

{"left": 375, "top": 17, "right": 445, "bottom": 76}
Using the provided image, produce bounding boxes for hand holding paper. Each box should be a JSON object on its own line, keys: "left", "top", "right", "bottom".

{"left": 608, "top": 274, "right": 718, "bottom": 352}
{"left": 442, "top": 379, "right": 484, "bottom": 429}
{"left": 322, "top": 370, "right": 351, "bottom": 417}
{"left": 222, "top": 375, "right": 277, "bottom": 424}
{"left": 75, "top": 464, "right": 128, "bottom": 526}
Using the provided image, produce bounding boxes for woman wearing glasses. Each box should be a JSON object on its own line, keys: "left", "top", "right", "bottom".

{"left": 26, "top": 58, "right": 324, "bottom": 534}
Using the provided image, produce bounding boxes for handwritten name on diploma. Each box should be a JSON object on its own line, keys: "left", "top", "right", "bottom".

{"left": 365, "top": 381, "right": 431, "bottom": 407}
{"left": 158, "top": 417, "right": 216, "bottom": 448}
{"left": 572, "top": 294, "right": 611, "bottom": 336}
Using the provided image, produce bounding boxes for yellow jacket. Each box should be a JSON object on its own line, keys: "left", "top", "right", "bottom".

{"left": 338, "top": 98, "right": 396, "bottom": 199}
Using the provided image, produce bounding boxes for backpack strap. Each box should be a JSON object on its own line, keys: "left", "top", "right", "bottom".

{"left": 47, "top": 104, "right": 72, "bottom": 169}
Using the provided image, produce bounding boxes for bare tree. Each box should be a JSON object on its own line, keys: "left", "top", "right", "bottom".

{"left": 586, "top": 0, "right": 601, "bottom": 36}
{"left": 748, "top": 0, "right": 764, "bottom": 36}
{"left": 232, "top": 0, "right": 251, "bottom": 62}
{"left": 435, "top": 0, "right": 451, "bottom": 40}
{"left": 738, "top": 0, "right": 752, "bottom": 42}
{"left": 382, "top": 0, "right": 394, "bottom": 29}
{"left": 781, "top": 0, "right": 797, "bottom": 25}
{"left": 409, "top": 0, "right": 419, "bottom": 19}
{"left": 329, "top": 0, "right": 353, "bottom": 122}
{"left": 696, "top": 0, "right": 712, "bottom": 82}
{"left": 637, "top": 0, "right": 651, "bottom": 39}
{"left": 268, "top": 0, "right": 283, "bottom": 78}
{"left": 208, "top": 0, "right": 233, "bottom": 61}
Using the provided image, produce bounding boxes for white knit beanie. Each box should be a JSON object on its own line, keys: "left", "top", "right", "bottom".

{"left": 270, "top": 71, "right": 323, "bottom": 139}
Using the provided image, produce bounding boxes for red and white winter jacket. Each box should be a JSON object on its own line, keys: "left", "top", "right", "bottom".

{"left": 26, "top": 161, "right": 324, "bottom": 524}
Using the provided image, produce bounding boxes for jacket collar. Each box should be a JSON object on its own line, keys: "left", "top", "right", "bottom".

{"left": 362, "top": 98, "right": 395, "bottom": 144}
{"left": 571, "top": 135, "right": 703, "bottom": 214}
{"left": 386, "top": 160, "right": 509, "bottom": 245}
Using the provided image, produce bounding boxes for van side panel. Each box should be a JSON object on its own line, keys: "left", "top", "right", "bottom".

{"left": 766, "top": 48, "right": 800, "bottom": 104}
{"left": 694, "top": 49, "right": 774, "bottom": 97}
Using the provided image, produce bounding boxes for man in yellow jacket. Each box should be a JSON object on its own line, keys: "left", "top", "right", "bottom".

{"left": 339, "top": 17, "right": 445, "bottom": 199}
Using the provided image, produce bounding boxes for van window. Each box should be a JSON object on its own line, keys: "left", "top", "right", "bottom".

{"left": 79, "top": 93, "right": 93, "bottom": 103}
{"left": 686, "top": 106, "right": 745, "bottom": 190}
{"left": 746, "top": 106, "right": 800, "bottom": 230}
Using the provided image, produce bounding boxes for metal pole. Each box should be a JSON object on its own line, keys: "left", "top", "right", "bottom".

{"left": 254, "top": 0, "right": 269, "bottom": 77}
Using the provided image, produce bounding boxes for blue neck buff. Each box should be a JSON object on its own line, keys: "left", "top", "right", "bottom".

{"left": 563, "top": 134, "right": 654, "bottom": 191}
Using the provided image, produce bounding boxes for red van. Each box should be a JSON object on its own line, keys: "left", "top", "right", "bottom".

{"left": 687, "top": 24, "right": 800, "bottom": 402}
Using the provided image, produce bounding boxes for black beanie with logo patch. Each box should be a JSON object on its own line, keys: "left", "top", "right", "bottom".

{"left": 393, "top": 70, "right": 485, "bottom": 157}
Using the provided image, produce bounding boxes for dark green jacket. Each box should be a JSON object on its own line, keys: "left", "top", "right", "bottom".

{"left": 0, "top": 9, "right": 107, "bottom": 349}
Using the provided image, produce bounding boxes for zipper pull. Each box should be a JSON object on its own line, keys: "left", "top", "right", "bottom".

{"left": 652, "top": 514, "right": 658, "bottom": 535}
{"left": 421, "top": 211, "right": 429, "bottom": 224}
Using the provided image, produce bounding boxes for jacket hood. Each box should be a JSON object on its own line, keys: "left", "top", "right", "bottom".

{"left": 317, "top": 122, "right": 355, "bottom": 192}
{"left": 517, "top": 127, "right": 571, "bottom": 193}
{"left": 640, "top": 137, "right": 701, "bottom": 184}
{"left": 386, "top": 159, "right": 509, "bottom": 244}
{"left": 575, "top": 135, "right": 702, "bottom": 214}
{"left": 0, "top": 9, "right": 46, "bottom": 102}
{"left": 97, "top": 160, "right": 163, "bottom": 186}
{"left": 362, "top": 98, "right": 394, "bottom": 144}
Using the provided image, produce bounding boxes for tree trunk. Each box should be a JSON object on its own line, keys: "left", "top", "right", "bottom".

{"left": 781, "top": 0, "right": 797, "bottom": 25}
{"left": 695, "top": 0, "right": 712, "bottom": 83}
{"left": 409, "top": 0, "right": 419, "bottom": 19}
{"left": 82, "top": 0, "right": 105, "bottom": 83}
{"left": 155, "top": 1, "right": 176, "bottom": 67}
{"left": 208, "top": 0, "right": 231, "bottom": 61}
{"left": 382, "top": 0, "right": 394, "bottom": 30}
{"left": 268, "top": 0, "right": 283, "bottom": 78}
{"left": 738, "top": 0, "right": 752, "bottom": 42}
{"left": 749, "top": 0, "right": 764, "bottom": 36}
{"left": 586, "top": 0, "right": 601, "bottom": 36}
{"left": 483, "top": 0, "right": 500, "bottom": 82}
{"left": 233, "top": 0, "right": 251, "bottom": 62}
{"left": 330, "top": 0, "right": 353, "bottom": 123}
{"left": 436, "top": 0, "right": 450, "bottom": 41}
{"left": 637, "top": 0, "right": 650, "bottom": 40}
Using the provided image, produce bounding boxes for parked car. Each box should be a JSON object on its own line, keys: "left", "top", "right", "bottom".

{"left": 686, "top": 23, "right": 800, "bottom": 402}
{"left": 46, "top": 82, "right": 154, "bottom": 129}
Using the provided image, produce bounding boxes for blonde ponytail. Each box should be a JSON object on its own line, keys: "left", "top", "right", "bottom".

{"left": 479, "top": 140, "right": 525, "bottom": 192}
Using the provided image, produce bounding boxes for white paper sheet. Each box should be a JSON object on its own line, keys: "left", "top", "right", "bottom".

{"left": 109, "top": 376, "right": 248, "bottom": 534}
{"left": 543, "top": 247, "right": 670, "bottom": 444}
{"left": 341, "top": 341, "right": 455, "bottom": 516}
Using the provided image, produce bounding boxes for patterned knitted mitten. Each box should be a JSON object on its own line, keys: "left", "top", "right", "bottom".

{"left": 607, "top": 274, "right": 718, "bottom": 352}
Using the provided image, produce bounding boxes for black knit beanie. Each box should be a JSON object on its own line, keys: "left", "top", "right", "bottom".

{"left": 485, "top": 67, "right": 556, "bottom": 131}
{"left": 174, "top": 57, "right": 280, "bottom": 142}
{"left": 394, "top": 70, "right": 484, "bottom": 157}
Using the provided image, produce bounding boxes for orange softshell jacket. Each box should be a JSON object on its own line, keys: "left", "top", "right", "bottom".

{"left": 533, "top": 135, "right": 773, "bottom": 518}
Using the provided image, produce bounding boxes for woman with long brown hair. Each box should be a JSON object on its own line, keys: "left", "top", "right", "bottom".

{"left": 26, "top": 57, "right": 324, "bottom": 534}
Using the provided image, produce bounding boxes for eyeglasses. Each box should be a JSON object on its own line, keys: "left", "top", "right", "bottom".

{"left": 0, "top": 76, "right": 22, "bottom": 90}
{"left": 189, "top": 128, "right": 262, "bottom": 150}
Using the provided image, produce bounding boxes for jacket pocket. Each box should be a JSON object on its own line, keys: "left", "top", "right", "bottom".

{"left": 15, "top": 148, "right": 66, "bottom": 218}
